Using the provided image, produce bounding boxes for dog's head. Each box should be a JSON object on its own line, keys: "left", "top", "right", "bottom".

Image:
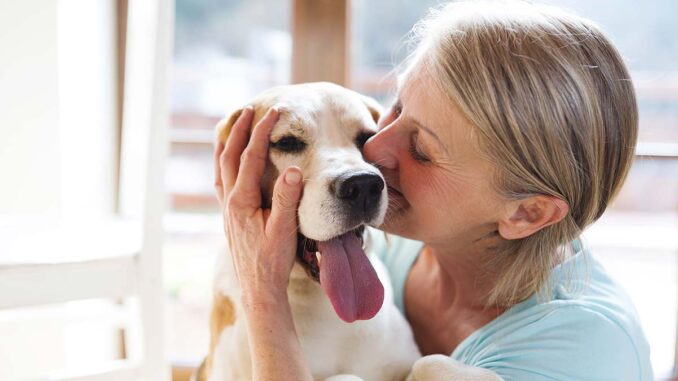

{"left": 216, "top": 82, "right": 386, "bottom": 322}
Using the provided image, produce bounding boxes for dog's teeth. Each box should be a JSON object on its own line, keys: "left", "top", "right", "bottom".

{"left": 315, "top": 252, "right": 322, "bottom": 264}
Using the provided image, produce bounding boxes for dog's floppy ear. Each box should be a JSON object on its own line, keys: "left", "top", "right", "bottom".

{"left": 214, "top": 107, "right": 244, "bottom": 145}
{"left": 361, "top": 95, "right": 383, "bottom": 125}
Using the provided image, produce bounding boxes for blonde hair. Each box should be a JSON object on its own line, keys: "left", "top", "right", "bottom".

{"left": 401, "top": 1, "right": 638, "bottom": 306}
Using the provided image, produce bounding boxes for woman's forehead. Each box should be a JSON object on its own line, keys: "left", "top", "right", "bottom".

{"left": 399, "top": 72, "right": 455, "bottom": 129}
{"left": 399, "top": 70, "right": 481, "bottom": 154}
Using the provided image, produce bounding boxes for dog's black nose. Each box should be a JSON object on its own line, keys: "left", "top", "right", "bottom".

{"left": 334, "top": 173, "right": 384, "bottom": 218}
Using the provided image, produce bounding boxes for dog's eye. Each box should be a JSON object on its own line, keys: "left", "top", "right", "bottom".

{"left": 271, "top": 135, "right": 307, "bottom": 153}
{"left": 355, "top": 132, "right": 374, "bottom": 149}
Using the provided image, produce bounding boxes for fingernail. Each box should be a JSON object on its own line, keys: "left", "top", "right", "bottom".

{"left": 285, "top": 168, "right": 302, "bottom": 185}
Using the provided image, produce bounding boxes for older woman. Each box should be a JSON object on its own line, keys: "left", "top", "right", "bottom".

{"left": 215, "top": 1, "right": 653, "bottom": 380}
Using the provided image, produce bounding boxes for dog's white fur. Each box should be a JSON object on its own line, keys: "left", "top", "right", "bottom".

{"left": 241, "top": 83, "right": 388, "bottom": 242}
{"left": 209, "top": 236, "right": 420, "bottom": 380}
{"left": 199, "top": 82, "right": 503, "bottom": 381}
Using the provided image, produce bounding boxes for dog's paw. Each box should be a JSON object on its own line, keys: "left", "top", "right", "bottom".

{"left": 407, "top": 354, "right": 503, "bottom": 381}
{"left": 323, "top": 375, "right": 364, "bottom": 381}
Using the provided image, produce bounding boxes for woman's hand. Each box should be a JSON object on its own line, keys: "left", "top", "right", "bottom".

{"left": 214, "top": 106, "right": 304, "bottom": 306}
{"left": 214, "top": 106, "right": 313, "bottom": 381}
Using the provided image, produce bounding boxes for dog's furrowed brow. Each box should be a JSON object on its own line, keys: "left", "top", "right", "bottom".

{"left": 289, "top": 123, "right": 307, "bottom": 135}
{"left": 272, "top": 122, "right": 309, "bottom": 141}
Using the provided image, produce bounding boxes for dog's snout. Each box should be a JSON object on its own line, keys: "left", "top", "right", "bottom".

{"left": 333, "top": 173, "right": 384, "bottom": 219}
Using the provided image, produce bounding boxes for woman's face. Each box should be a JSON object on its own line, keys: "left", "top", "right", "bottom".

{"left": 363, "top": 69, "right": 506, "bottom": 247}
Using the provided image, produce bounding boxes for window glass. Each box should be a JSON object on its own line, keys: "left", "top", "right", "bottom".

{"left": 170, "top": 0, "right": 291, "bottom": 212}
{"left": 352, "top": 0, "right": 678, "bottom": 144}
{"left": 167, "top": 0, "right": 291, "bottom": 364}
{"left": 168, "top": 1, "right": 678, "bottom": 376}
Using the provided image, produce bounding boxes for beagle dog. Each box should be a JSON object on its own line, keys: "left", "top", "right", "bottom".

{"left": 196, "top": 82, "right": 502, "bottom": 381}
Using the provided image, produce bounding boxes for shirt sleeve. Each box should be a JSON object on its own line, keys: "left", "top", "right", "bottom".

{"left": 459, "top": 305, "right": 648, "bottom": 381}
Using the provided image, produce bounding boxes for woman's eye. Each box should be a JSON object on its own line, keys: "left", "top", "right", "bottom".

{"left": 271, "top": 135, "right": 307, "bottom": 153}
{"left": 408, "top": 134, "right": 430, "bottom": 163}
{"left": 355, "top": 131, "right": 375, "bottom": 149}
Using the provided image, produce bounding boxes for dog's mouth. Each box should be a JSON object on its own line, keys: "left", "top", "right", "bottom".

{"left": 297, "top": 226, "right": 365, "bottom": 282}
{"left": 296, "top": 225, "right": 384, "bottom": 323}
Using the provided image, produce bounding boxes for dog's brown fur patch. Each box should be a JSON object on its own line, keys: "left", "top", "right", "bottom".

{"left": 210, "top": 292, "right": 237, "bottom": 345}
{"left": 194, "top": 358, "right": 208, "bottom": 381}
{"left": 216, "top": 109, "right": 243, "bottom": 144}
{"left": 196, "top": 292, "right": 237, "bottom": 381}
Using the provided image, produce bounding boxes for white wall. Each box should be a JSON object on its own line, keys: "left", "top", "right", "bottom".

{"left": 0, "top": 0, "right": 118, "bottom": 222}
{"left": 0, "top": 0, "right": 60, "bottom": 218}
{"left": 58, "top": 0, "right": 119, "bottom": 222}
{"left": 0, "top": 3, "right": 120, "bottom": 374}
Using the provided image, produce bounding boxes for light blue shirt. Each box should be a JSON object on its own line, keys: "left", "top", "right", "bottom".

{"left": 370, "top": 230, "right": 654, "bottom": 381}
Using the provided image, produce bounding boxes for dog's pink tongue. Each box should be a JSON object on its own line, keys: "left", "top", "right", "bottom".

{"left": 317, "top": 232, "right": 384, "bottom": 323}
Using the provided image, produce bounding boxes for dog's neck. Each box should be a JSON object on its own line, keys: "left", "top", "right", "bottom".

{"left": 285, "top": 269, "right": 332, "bottom": 320}
{"left": 287, "top": 264, "right": 324, "bottom": 299}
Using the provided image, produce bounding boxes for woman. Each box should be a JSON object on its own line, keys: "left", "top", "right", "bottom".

{"left": 214, "top": 1, "right": 653, "bottom": 380}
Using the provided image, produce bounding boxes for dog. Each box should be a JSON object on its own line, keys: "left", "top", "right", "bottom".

{"left": 196, "top": 82, "right": 503, "bottom": 381}
{"left": 196, "top": 82, "right": 421, "bottom": 381}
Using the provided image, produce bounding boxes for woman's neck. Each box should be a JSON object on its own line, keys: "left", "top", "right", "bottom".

{"left": 422, "top": 236, "right": 502, "bottom": 312}
{"left": 406, "top": 236, "right": 507, "bottom": 355}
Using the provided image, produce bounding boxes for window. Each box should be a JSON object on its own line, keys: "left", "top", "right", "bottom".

{"left": 1, "top": 1, "right": 128, "bottom": 378}
{"left": 168, "top": 1, "right": 678, "bottom": 378}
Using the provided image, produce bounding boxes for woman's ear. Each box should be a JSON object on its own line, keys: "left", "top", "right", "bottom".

{"left": 497, "top": 195, "right": 569, "bottom": 240}
{"left": 214, "top": 107, "right": 244, "bottom": 146}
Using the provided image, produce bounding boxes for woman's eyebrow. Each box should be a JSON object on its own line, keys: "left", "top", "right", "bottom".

{"left": 409, "top": 117, "right": 449, "bottom": 155}
{"left": 396, "top": 88, "right": 449, "bottom": 155}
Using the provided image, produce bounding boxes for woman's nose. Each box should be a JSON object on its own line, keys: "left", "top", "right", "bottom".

{"left": 363, "top": 126, "right": 399, "bottom": 170}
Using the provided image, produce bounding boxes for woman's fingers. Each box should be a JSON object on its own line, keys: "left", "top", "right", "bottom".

{"left": 229, "top": 107, "right": 280, "bottom": 210}
{"left": 267, "top": 166, "right": 303, "bottom": 239}
{"left": 219, "top": 106, "right": 255, "bottom": 197}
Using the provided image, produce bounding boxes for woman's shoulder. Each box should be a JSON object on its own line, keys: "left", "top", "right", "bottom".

{"left": 453, "top": 243, "right": 653, "bottom": 380}
{"left": 456, "top": 303, "right": 653, "bottom": 380}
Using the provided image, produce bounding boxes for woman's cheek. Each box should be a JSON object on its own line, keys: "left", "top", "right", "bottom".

{"left": 402, "top": 163, "right": 452, "bottom": 207}
{"left": 399, "top": 160, "right": 428, "bottom": 199}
